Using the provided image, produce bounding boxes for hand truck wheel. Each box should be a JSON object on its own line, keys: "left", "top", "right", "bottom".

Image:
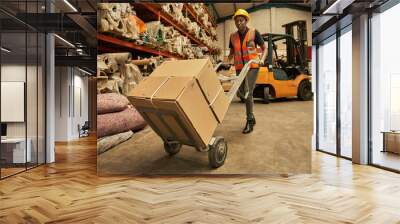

{"left": 208, "top": 136, "right": 227, "bottom": 168}
{"left": 164, "top": 141, "right": 182, "bottom": 156}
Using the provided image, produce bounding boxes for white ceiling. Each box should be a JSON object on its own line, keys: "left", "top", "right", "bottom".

{"left": 212, "top": 2, "right": 266, "bottom": 20}
{"left": 209, "top": 2, "right": 311, "bottom": 22}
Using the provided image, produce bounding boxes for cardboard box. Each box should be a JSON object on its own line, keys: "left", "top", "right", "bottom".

{"left": 151, "top": 59, "right": 229, "bottom": 123}
{"left": 127, "top": 76, "right": 218, "bottom": 148}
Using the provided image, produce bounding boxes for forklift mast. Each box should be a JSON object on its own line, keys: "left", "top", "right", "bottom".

{"left": 282, "top": 20, "right": 308, "bottom": 69}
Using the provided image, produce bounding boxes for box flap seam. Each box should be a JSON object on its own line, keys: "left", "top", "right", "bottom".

{"left": 150, "top": 77, "right": 170, "bottom": 109}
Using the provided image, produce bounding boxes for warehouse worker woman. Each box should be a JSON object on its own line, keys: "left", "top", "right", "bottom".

{"left": 228, "top": 9, "right": 266, "bottom": 134}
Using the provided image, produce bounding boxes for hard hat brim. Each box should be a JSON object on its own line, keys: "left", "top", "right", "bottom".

{"left": 233, "top": 14, "right": 249, "bottom": 21}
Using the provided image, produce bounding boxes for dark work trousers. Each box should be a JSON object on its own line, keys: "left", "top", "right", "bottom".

{"left": 236, "top": 68, "right": 259, "bottom": 120}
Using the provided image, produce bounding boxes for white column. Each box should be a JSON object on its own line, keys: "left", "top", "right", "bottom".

{"left": 312, "top": 45, "right": 317, "bottom": 151}
{"left": 352, "top": 14, "right": 369, "bottom": 164}
{"left": 45, "top": 1, "right": 55, "bottom": 163}
{"left": 46, "top": 33, "right": 55, "bottom": 163}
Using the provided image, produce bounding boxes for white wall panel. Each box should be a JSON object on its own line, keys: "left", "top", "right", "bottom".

{"left": 1, "top": 82, "right": 25, "bottom": 122}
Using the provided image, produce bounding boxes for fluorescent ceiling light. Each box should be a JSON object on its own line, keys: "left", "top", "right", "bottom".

{"left": 63, "top": 0, "right": 78, "bottom": 12}
{"left": 323, "top": 0, "right": 342, "bottom": 14}
{"left": 1, "top": 47, "right": 11, "bottom": 53}
{"left": 77, "top": 67, "right": 92, "bottom": 76}
{"left": 323, "top": 0, "right": 354, "bottom": 14}
{"left": 54, "top": 34, "right": 75, "bottom": 48}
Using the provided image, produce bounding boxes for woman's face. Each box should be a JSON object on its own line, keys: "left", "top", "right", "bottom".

{"left": 234, "top": 16, "right": 247, "bottom": 32}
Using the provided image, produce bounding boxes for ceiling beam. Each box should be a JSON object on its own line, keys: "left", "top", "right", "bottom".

{"left": 10, "top": 13, "right": 93, "bottom": 32}
{"left": 55, "top": 55, "right": 96, "bottom": 71}
{"left": 67, "top": 13, "right": 97, "bottom": 39}
{"left": 322, "top": 0, "right": 355, "bottom": 14}
{"left": 0, "top": 8, "right": 38, "bottom": 32}
{"left": 211, "top": 4, "right": 220, "bottom": 21}
{"left": 86, "top": 0, "right": 96, "bottom": 12}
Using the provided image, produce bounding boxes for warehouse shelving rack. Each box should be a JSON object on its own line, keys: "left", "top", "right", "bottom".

{"left": 98, "top": 3, "right": 218, "bottom": 58}
{"left": 183, "top": 4, "right": 217, "bottom": 40}
{"left": 97, "top": 34, "right": 184, "bottom": 60}
{"left": 135, "top": 3, "right": 215, "bottom": 50}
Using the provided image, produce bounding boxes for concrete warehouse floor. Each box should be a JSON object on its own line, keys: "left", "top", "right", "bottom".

{"left": 98, "top": 98, "right": 313, "bottom": 175}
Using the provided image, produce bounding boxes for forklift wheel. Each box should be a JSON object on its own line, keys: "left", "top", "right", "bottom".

{"left": 208, "top": 137, "right": 227, "bottom": 168}
{"left": 263, "top": 86, "right": 271, "bottom": 104}
{"left": 164, "top": 141, "right": 182, "bottom": 156}
{"left": 298, "top": 80, "right": 313, "bottom": 101}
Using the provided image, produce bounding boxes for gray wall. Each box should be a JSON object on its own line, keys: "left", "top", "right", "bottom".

{"left": 55, "top": 67, "right": 89, "bottom": 141}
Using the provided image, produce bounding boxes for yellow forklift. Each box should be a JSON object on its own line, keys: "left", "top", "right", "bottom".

{"left": 251, "top": 20, "right": 312, "bottom": 103}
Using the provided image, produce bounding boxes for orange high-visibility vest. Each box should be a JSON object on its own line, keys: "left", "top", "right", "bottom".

{"left": 230, "top": 28, "right": 259, "bottom": 71}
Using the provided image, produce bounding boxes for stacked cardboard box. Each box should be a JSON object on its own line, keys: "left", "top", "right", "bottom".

{"left": 127, "top": 59, "right": 230, "bottom": 149}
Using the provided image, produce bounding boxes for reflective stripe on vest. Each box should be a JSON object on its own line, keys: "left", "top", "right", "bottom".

{"left": 230, "top": 28, "right": 259, "bottom": 71}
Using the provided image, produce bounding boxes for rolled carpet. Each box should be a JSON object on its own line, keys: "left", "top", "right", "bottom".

{"left": 97, "top": 93, "right": 130, "bottom": 114}
{"left": 97, "top": 106, "right": 146, "bottom": 138}
{"left": 97, "top": 130, "right": 134, "bottom": 155}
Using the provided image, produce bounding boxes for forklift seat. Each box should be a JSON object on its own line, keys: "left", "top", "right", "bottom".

{"left": 272, "top": 68, "right": 289, "bottom": 80}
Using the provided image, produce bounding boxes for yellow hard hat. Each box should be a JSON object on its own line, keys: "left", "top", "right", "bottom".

{"left": 233, "top": 9, "right": 250, "bottom": 21}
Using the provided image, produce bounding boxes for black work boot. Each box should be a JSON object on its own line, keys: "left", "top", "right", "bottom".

{"left": 242, "top": 117, "right": 256, "bottom": 134}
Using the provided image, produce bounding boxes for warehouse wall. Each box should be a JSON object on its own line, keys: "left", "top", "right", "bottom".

{"left": 55, "top": 67, "right": 88, "bottom": 141}
{"left": 55, "top": 67, "right": 69, "bottom": 141}
{"left": 71, "top": 74, "right": 89, "bottom": 139}
{"left": 217, "top": 7, "right": 312, "bottom": 59}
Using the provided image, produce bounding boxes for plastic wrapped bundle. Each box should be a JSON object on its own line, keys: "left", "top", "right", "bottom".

{"left": 102, "top": 53, "right": 132, "bottom": 73}
{"left": 180, "top": 37, "right": 193, "bottom": 58}
{"left": 193, "top": 47, "right": 204, "bottom": 58}
{"left": 98, "top": 3, "right": 140, "bottom": 40}
{"left": 97, "top": 78, "right": 119, "bottom": 94}
{"left": 191, "top": 3, "right": 205, "bottom": 16}
{"left": 98, "top": 3, "right": 124, "bottom": 33}
{"left": 134, "top": 56, "right": 164, "bottom": 76}
{"left": 161, "top": 3, "right": 184, "bottom": 24}
{"left": 97, "top": 130, "right": 134, "bottom": 154}
{"left": 164, "top": 26, "right": 180, "bottom": 39}
{"left": 188, "top": 22, "right": 201, "bottom": 37}
{"left": 122, "top": 63, "right": 143, "bottom": 94}
{"left": 170, "top": 36, "right": 184, "bottom": 56}
{"left": 182, "top": 17, "right": 191, "bottom": 28}
{"left": 211, "top": 27, "right": 217, "bottom": 37}
{"left": 97, "top": 53, "right": 144, "bottom": 94}
{"left": 184, "top": 48, "right": 195, "bottom": 59}
{"left": 122, "top": 16, "right": 140, "bottom": 39}
{"left": 145, "top": 21, "right": 166, "bottom": 45}
{"left": 201, "top": 13, "right": 209, "bottom": 28}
